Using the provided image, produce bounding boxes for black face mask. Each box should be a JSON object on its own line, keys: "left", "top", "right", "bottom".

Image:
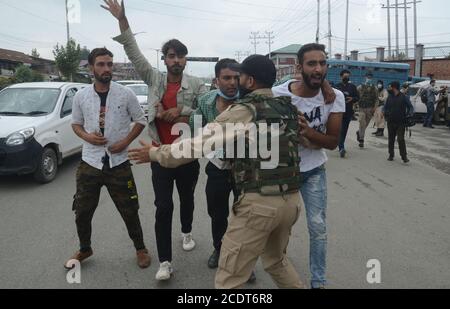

{"left": 238, "top": 85, "right": 253, "bottom": 99}
{"left": 388, "top": 90, "right": 395, "bottom": 96}
{"left": 342, "top": 77, "right": 350, "bottom": 84}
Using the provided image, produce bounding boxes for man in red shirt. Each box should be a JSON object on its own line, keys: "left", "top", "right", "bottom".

{"left": 104, "top": 0, "right": 207, "bottom": 281}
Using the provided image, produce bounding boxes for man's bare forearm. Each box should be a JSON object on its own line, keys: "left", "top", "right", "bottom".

{"left": 72, "top": 124, "right": 88, "bottom": 142}
{"left": 119, "top": 17, "right": 130, "bottom": 33}
{"left": 124, "top": 123, "right": 145, "bottom": 145}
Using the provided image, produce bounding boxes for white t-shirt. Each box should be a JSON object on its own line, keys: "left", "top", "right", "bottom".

{"left": 272, "top": 80, "right": 346, "bottom": 173}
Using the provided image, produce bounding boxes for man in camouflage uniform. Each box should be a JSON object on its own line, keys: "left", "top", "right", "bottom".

{"left": 357, "top": 73, "right": 379, "bottom": 148}
{"left": 65, "top": 48, "right": 151, "bottom": 270}
{"left": 129, "top": 55, "right": 305, "bottom": 289}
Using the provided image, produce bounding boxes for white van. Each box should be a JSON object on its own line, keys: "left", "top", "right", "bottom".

{"left": 409, "top": 80, "right": 450, "bottom": 116}
{"left": 0, "top": 82, "right": 88, "bottom": 183}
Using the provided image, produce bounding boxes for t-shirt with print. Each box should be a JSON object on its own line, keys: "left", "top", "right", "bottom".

{"left": 272, "top": 80, "right": 346, "bottom": 173}
{"left": 156, "top": 82, "right": 181, "bottom": 145}
{"left": 96, "top": 90, "right": 109, "bottom": 165}
{"left": 96, "top": 90, "right": 109, "bottom": 136}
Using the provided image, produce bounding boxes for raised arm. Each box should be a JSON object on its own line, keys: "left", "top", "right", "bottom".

{"left": 102, "top": 0, "right": 156, "bottom": 85}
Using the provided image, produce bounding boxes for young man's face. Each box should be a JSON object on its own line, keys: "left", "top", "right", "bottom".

{"left": 164, "top": 48, "right": 187, "bottom": 76}
{"left": 298, "top": 50, "right": 327, "bottom": 90}
{"left": 341, "top": 73, "right": 350, "bottom": 83}
{"left": 217, "top": 68, "right": 239, "bottom": 98}
{"left": 91, "top": 55, "right": 113, "bottom": 84}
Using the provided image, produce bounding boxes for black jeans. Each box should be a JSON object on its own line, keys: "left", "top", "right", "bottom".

{"left": 339, "top": 114, "right": 353, "bottom": 151}
{"left": 205, "top": 162, "right": 239, "bottom": 251}
{"left": 388, "top": 122, "right": 407, "bottom": 159}
{"left": 151, "top": 161, "right": 200, "bottom": 263}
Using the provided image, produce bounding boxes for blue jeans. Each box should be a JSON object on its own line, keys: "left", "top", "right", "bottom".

{"left": 300, "top": 165, "right": 328, "bottom": 288}
{"left": 339, "top": 115, "right": 352, "bottom": 151}
{"left": 425, "top": 102, "right": 435, "bottom": 127}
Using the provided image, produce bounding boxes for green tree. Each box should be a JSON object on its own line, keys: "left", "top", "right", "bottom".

{"left": 53, "top": 39, "right": 81, "bottom": 81}
{"left": 31, "top": 48, "right": 40, "bottom": 58}
{"left": 80, "top": 46, "right": 91, "bottom": 61}
{"left": 14, "top": 65, "right": 45, "bottom": 83}
{"left": 32, "top": 71, "right": 44, "bottom": 82}
{"left": 396, "top": 52, "right": 408, "bottom": 60}
{"left": 15, "top": 65, "right": 33, "bottom": 83}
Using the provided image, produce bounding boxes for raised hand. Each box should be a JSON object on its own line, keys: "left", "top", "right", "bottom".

{"left": 101, "top": 0, "right": 126, "bottom": 20}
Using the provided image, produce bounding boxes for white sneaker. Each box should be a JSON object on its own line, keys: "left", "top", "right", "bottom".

{"left": 182, "top": 233, "right": 196, "bottom": 251}
{"left": 155, "top": 261, "right": 173, "bottom": 281}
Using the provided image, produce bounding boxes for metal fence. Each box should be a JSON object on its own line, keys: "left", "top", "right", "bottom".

{"left": 357, "top": 46, "right": 450, "bottom": 61}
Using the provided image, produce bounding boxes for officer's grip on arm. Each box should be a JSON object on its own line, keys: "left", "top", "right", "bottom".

{"left": 146, "top": 104, "right": 254, "bottom": 169}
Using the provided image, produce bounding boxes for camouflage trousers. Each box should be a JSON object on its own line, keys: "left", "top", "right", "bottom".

{"left": 72, "top": 161, "right": 146, "bottom": 251}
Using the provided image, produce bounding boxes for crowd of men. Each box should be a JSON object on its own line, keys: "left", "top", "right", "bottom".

{"left": 62, "top": 0, "right": 447, "bottom": 290}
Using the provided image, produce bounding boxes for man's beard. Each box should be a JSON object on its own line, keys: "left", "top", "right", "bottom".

{"left": 168, "top": 64, "right": 185, "bottom": 75}
{"left": 238, "top": 86, "right": 252, "bottom": 99}
{"left": 94, "top": 72, "right": 112, "bottom": 84}
{"left": 302, "top": 72, "right": 325, "bottom": 90}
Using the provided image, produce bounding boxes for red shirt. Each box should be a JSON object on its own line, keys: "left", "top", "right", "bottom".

{"left": 155, "top": 82, "right": 181, "bottom": 145}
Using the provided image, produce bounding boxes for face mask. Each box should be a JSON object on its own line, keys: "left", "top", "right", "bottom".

{"left": 217, "top": 88, "right": 240, "bottom": 101}
{"left": 342, "top": 77, "right": 350, "bottom": 84}
{"left": 378, "top": 84, "right": 383, "bottom": 89}
{"left": 388, "top": 90, "right": 395, "bottom": 95}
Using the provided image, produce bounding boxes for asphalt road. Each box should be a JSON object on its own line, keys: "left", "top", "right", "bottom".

{"left": 0, "top": 121, "right": 449, "bottom": 289}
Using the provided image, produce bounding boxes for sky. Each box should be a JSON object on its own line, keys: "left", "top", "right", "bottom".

{"left": 1, "top": 0, "right": 449, "bottom": 77}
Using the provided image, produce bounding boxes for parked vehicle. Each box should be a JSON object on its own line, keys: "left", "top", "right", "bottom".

{"left": 0, "top": 82, "right": 88, "bottom": 183}
{"left": 116, "top": 80, "right": 145, "bottom": 86}
{"left": 126, "top": 84, "right": 149, "bottom": 118}
{"left": 408, "top": 80, "right": 450, "bottom": 121}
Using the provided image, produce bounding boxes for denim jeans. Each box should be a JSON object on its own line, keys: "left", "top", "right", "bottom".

{"left": 424, "top": 102, "right": 435, "bottom": 127}
{"left": 300, "top": 165, "right": 328, "bottom": 288}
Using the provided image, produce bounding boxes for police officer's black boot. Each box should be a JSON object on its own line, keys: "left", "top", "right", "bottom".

{"left": 208, "top": 249, "right": 220, "bottom": 269}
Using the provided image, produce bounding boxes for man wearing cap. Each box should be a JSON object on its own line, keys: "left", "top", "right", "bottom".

{"left": 129, "top": 55, "right": 305, "bottom": 289}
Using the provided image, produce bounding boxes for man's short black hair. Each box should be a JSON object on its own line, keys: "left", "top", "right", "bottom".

{"left": 377, "top": 80, "right": 384, "bottom": 86}
{"left": 297, "top": 43, "right": 326, "bottom": 64}
{"left": 390, "top": 81, "right": 400, "bottom": 90}
{"left": 366, "top": 72, "right": 374, "bottom": 78}
{"left": 215, "top": 58, "right": 238, "bottom": 78}
{"left": 88, "top": 48, "right": 114, "bottom": 65}
{"left": 340, "top": 69, "right": 351, "bottom": 76}
{"left": 162, "top": 39, "right": 188, "bottom": 57}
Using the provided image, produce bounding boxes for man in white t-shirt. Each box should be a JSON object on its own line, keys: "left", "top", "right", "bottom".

{"left": 272, "top": 43, "right": 345, "bottom": 289}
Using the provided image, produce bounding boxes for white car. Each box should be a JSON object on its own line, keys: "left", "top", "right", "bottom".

{"left": 409, "top": 80, "right": 450, "bottom": 116}
{"left": 126, "top": 84, "right": 149, "bottom": 118}
{"left": 0, "top": 82, "right": 88, "bottom": 183}
{"left": 116, "top": 80, "right": 145, "bottom": 86}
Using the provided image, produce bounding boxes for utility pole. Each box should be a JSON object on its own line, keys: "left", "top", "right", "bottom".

{"left": 249, "top": 32, "right": 260, "bottom": 54}
{"left": 387, "top": 0, "right": 392, "bottom": 59}
{"left": 344, "top": 0, "right": 349, "bottom": 59}
{"left": 404, "top": 0, "right": 409, "bottom": 58}
{"left": 235, "top": 51, "right": 250, "bottom": 62}
{"left": 65, "top": 0, "right": 70, "bottom": 43}
{"left": 249, "top": 32, "right": 274, "bottom": 56}
{"left": 383, "top": 1, "right": 420, "bottom": 59}
{"left": 413, "top": 0, "right": 418, "bottom": 57}
{"left": 265, "top": 31, "right": 275, "bottom": 59}
{"left": 327, "top": 0, "right": 332, "bottom": 56}
{"left": 316, "top": 0, "right": 321, "bottom": 44}
{"left": 395, "top": 0, "right": 399, "bottom": 58}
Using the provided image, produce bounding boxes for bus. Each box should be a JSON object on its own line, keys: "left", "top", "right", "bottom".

{"left": 327, "top": 59, "right": 410, "bottom": 87}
